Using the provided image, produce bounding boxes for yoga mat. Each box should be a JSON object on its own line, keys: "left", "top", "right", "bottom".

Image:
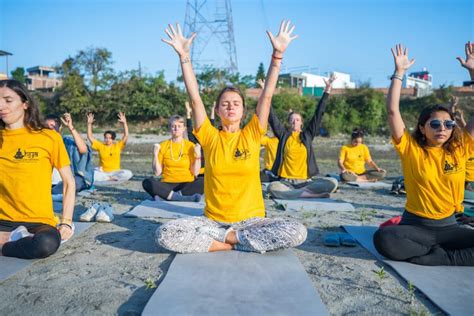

{"left": 346, "top": 182, "right": 392, "bottom": 189}
{"left": 343, "top": 225, "right": 474, "bottom": 316}
{"left": 274, "top": 198, "right": 355, "bottom": 212}
{"left": 0, "top": 222, "right": 94, "bottom": 282}
{"left": 125, "top": 200, "right": 204, "bottom": 219}
{"left": 142, "top": 249, "right": 327, "bottom": 316}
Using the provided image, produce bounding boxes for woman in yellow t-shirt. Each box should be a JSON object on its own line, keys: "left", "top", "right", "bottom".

{"left": 156, "top": 21, "right": 306, "bottom": 254}
{"left": 0, "top": 80, "right": 76, "bottom": 259}
{"left": 142, "top": 115, "right": 203, "bottom": 201}
{"left": 338, "top": 128, "right": 386, "bottom": 182}
{"left": 86, "top": 112, "right": 133, "bottom": 183}
{"left": 260, "top": 133, "right": 279, "bottom": 182}
{"left": 374, "top": 43, "right": 474, "bottom": 266}
{"left": 266, "top": 76, "right": 338, "bottom": 200}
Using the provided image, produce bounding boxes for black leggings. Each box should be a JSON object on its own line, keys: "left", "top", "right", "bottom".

{"left": 0, "top": 220, "right": 61, "bottom": 259}
{"left": 142, "top": 177, "right": 204, "bottom": 200}
{"left": 374, "top": 224, "right": 474, "bottom": 266}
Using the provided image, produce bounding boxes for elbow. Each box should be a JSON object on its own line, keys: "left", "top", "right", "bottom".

{"left": 78, "top": 146, "right": 88, "bottom": 155}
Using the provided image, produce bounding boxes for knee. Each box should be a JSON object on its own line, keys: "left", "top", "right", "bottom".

{"left": 291, "top": 221, "right": 308, "bottom": 247}
{"left": 31, "top": 232, "right": 61, "bottom": 259}
{"left": 373, "top": 228, "right": 402, "bottom": 260}
{"left": 155, "top": 221, "right": 188, "bottom": 253}
{"left": 324, "top": 177, "right": 339, "bottom": 192}
{"left": 142, "top": 178, "right": 152, "bottom": 192}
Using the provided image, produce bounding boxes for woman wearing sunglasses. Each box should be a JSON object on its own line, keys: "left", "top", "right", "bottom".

{"left": 373, "top": 43, "right": 474, "bottom": 266}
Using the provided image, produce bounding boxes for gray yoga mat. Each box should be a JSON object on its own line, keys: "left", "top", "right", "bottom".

{"left": 344, "top": 225, "right": 474, "bottom": 316}
{"left": 274, "top": 198, "right": 355, "bottom": 212}
{"left": 142, "top": 249, "right": 327, "bottom": 316}
{"left": 345, "top": 181, "right": 392, "bottom": 189}
{"left": 0, "top": 222, "right": 94, "bottom": 282}
{"left": 125, "top": 200, "right": 204, "bottom": 219}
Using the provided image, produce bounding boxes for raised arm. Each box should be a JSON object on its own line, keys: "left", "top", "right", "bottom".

{"left": 86, "top": 113, "right": 97, "bottom": 144}
{"left": 257, "top": 20, "right": 298, "bottom": 128}
{"left": 152, "top": 143, "right": 162, "bottom": 176}
{"left": 61, "top": 113, "right": 88, "bottom": 154}
{"left": 185, "top": 101, "right": 198, "bottom": 143}
{"left": 457, "top": 41, "right": 474, "bottom": 138}
{"left": 163, "top": 24, "right": 206, "bottom": 128}
{"left": 268, "top": 107, "right": 286, "bottom": 138}
{"left": 118, "top": 112, "right": 129, "bottom": 145}
{"left": 305, "top": 74, "right": 336, "bottom": 137}
{"left": 387, "top": 44, "right": 415, "bottom": 143}
{"left": 210, "top": 102, "right": 216, "bottom": 126}
{"left": 449, "top": 96, "right": 466, "bottom": 128}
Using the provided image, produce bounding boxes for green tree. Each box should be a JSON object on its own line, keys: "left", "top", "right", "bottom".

{"left": 10, "top": 67, "right": 25, "bottom": 83}
{"left": 75, "top": 47, "right": 114, "bottom": 95}
{"left": 255, "top": 62, "right": 265, "bottom": 86}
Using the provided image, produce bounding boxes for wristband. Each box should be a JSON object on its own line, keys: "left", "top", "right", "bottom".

{"left": 58, "top": 223, "right": 73, "bottom": 230}
{"left": 61, "top": 218, "right": 73, "bottom": 225}
{"left": 390, "top": 73, "right": 404, "bottom": 81}
{"left": 272, "top": 54, "right": 283, "bottom": 60}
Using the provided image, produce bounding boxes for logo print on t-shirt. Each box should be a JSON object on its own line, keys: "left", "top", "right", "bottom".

{"left": 443, "top": 160, "right": 461, "bottom": 174}
{"left": 13, "top": 148, "right": 39, "bottom": 162}
{"left": 234, "top": 148, "right": 250, "bottom": 160}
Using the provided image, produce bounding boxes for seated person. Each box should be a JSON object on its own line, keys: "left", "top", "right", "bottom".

{"left": 86, "top": 112, "right": 133, "bottom": 183}
{"left": 0, "top": 80, "right": 75, "bottom": 259}
{"left": 267, "top": 75, "right": 338, "bottom": 199}
{"left": 45, "top": 113, "right": 94, "bottom": 193}
{"left": 338, "top": 128, "right": 386, "bottom": 182}
{"left": 373, "top": 43, "right": 474, "bottom": 266}
{"left": 156, "top": 21, "right": 306, "bottom": 254}
{"left": 142, "top": 115, "right": 203, "bottom": 202}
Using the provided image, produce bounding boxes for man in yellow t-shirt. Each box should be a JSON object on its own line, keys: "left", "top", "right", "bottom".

{"left": 338, "top": 129, "right": 386, "bottom": 182}
{"left": 86, "top": 112, "right": 133, "bottom": 184}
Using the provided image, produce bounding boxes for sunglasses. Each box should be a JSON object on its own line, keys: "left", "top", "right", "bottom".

{"left": 428, "top": 119, "right": 456, "bottom": 130}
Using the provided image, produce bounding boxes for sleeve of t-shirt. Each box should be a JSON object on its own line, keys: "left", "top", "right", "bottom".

{"left": 51, "top": 132, "right": 71, "bottom": 169}
{"left": 193, "top": 117, "right": 217, "bottom": 148}
{"left": 188, "top": 142, "right": 196, "bottom": 163}
{"left": 463, "top": 130, "right": 474, "bottom": 156}
{"left": 117, "top": 140, "right": 125, "bottom": 151}
{"left": 91, "top": 140, "right": 102, "bottom": 151}
{"left": 243, "top": 114, "right": 266, "bottom": 143}
{"left": 261, "top": 135, "right": 269, "bottom": 146}
{"left": 364, "top": 145, "right": 372, "bottom": 162}
{"left": 339, "top": 146, "right": 346, "bottom": 160}
{"left": 392, "top": 130, "right": 411, "bottom": 156}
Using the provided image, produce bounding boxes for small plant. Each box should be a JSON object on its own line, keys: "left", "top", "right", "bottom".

{"left": 145, "top": 278, "right": 157, "bottom": 289}
{"left": 407, "top": 280, "right": 416, "bottom": 304}
{"left": 373, "top": 267, "right": 387, "bottom": 280}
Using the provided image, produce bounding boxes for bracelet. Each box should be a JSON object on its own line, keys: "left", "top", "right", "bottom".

{"left": 58, "top": 223, "right": 73, "bottom": 230}
{"left": 272, "top": 54, "right": 283, "bottom": 60}
{"left": 195, "top": 157, "right": 202, "bottom": 160}
{"left": 390, "top": 73, "right": 404, "bottom": 81}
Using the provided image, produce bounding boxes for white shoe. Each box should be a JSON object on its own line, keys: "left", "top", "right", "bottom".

{"left": 96, "top": 203, "right": 114, "bottom": 223}
{"left": 80, "top": 203, "right": 101, "bottom": 222}
{"left": 8, "top": 226, "right": 34, "bottom": 242}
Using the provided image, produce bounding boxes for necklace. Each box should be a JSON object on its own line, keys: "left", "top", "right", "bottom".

{"left": 170, "top": 139, "right": 184, "bottom": 161}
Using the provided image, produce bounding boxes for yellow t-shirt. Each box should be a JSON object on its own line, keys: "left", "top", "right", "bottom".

{"left": 0, "top": 128, "right": 70, "bottom": 227}
{"left": 158, "top": 139, "right": 196, "bottom": 183}
{"left": 339, "top": 143, "right": 371, "bottom": 174}
{"left": 394, "top": 130, "right": 472, "bottom": 219}
{"left": 279, "top": 131, "right": 308, "bottom": 179}
{"left": 91, "top": 140, "right": 125, "bottom": 172}
{"left": 465, "top": 130, "right": 474, "bottom": 182}
{"left": 194, "top": 115, "right": 265, "bottom": 223}
{"left": 261, "top": 135, "right": 279, "bottom": 170}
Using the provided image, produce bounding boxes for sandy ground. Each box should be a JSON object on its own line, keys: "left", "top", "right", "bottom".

{"left": 0, "top": 135, "right": 443, "bottom": 315}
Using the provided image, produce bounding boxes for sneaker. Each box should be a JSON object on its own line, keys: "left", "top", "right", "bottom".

{"left": 80, "top": 203, "right": 101, "bottom": 222}
{"left": 96, "top": 203, "right": 114, "bottom": 223}
{"left": 8, "top": 226, "right": 34, "bottom": 242}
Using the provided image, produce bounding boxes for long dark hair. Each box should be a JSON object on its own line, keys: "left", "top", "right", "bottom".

{"left": 0, "top": 80, "right": 44, "bottom": 131}
{"left": 413, "top": 105, "right": 462, "bottom": 156}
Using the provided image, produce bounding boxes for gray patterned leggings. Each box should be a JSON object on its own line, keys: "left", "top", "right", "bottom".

{"left": 156, "top": 216, "right": 307, "bottom": 254}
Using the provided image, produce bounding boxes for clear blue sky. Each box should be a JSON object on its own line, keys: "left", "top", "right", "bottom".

{"left": 0, "top": 0, "right": 473, "bottom": 87}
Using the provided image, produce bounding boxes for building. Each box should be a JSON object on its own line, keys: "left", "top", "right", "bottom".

{"left": 279, "top": 71, "right": 356, "bottom": 96}
{"left": 403, "top": 68, "right": 433, "bottom": 97}
{"left": 26, "top": 66, "right": 62, "bottom": 91}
